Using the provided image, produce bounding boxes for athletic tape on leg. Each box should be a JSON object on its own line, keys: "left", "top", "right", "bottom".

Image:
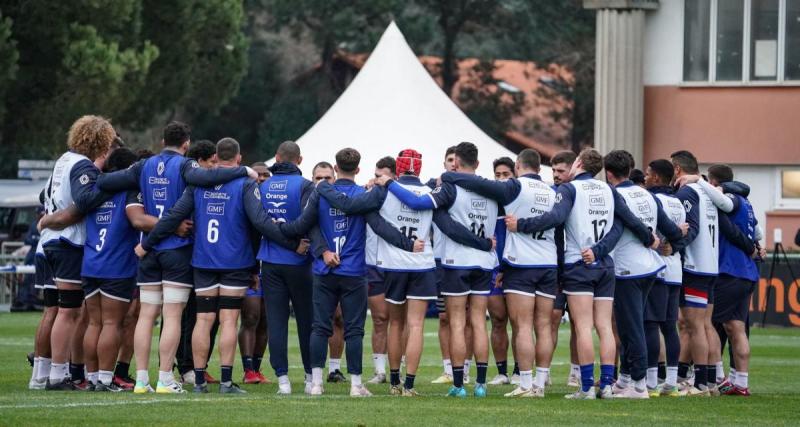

{"left": 58, "top": 289, "right": 84, "bottom": 308}
{"left": 163, "top": 287, "right": 191, "bottom": 304}
{"left": 139, "top": 289, "right": 163, "bottom": 305}
{"left": 219, "top": 296, "right": 244, "bottom": 310}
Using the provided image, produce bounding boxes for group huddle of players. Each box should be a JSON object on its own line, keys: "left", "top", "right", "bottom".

{"left": 26, "top": 115, "right": 763, "bottom": 399}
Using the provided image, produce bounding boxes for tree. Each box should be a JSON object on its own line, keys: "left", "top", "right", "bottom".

{"left": 0, "top": 11, "right": 18, "bottom": 126}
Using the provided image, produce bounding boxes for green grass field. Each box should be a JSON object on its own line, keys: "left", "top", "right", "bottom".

{"left": 1, "top": 312, "right": 799, "bottom": 426}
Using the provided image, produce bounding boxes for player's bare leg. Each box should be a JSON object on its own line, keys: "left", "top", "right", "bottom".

{"left": 445, "top": 295, "right": 468, "bottom": 394}
{"left": 47, "top": 281, "right": 83, "bottom": 389}
{"left": 488, "top": 294, "right": 510, "bottom": 385}
{"left": 387, "top": 302, "right": 407, "bottom": 393}
{"left": 504, "top": 294, "right": 535, "bottom": 396}
{"left": 134, "top": 286, "right": 161, "bottom": 392}
{"left": 468, "top": 294, "right": 490, "bottom": 393}
{"left": 533, "top": 295, "right": 555, "bottom": 392}
{"left": 83, "top": 296, "right": 102, "bottom": 387}
{"left": 368, "top": 293, "right": 388, "bottom": 383}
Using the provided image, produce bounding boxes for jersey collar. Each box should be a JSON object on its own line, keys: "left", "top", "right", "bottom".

{"left": 334, "top": 178, "right": 356, "bottom": 185}
{"left": 615, "top": 180, "right": 635, "bottom": 188}
{"left": 398, "top": 175, "right": 422, "bottom": 185}
{"left": 649, "top": 185, "right": 674, "bottom": 195}
{"left": 520, "top": 173, "right": 541, "bottom": 181}
{"left": 574, "top": 172, "right": 594, "bottom": 181}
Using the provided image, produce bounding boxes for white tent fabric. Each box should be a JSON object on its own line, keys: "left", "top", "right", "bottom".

{"left": 268, "top": 21, "right": 552, "bottom": 183}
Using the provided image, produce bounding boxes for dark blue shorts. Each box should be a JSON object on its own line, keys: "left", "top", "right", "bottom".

{"left": 367, "top": 267, "right": 386, "bottom": 297}
{"left": 82, "top": 277, "right": 136, "bottom": 302}
{"left": 712, "top": 274, "right": 754, "bottom": 323}
{"left": 34, "top": 253, "right": 55, "bottom": 290}
{"left": 502, "top": 267, "right": 558, "bottom": 299}
{"left": 561, "top": 261, "right": 615, "bottom": 300}
{"left": 489, "top": 269, "right": 503, "bottom": 296}
{"left": 137, "top": 245, "right": 193, "bottom": 288}
{"left": 383, "top": 270, "right": 438, "bottom": 304}
{"left": 43, "top": 240, "right": 83, "bottom": 284}
{"left": 681, "top": 272, "right": 716, "bottom": 308}
{"left": 441, "top": 268, "right": 493, "bottom": 296}
{"left": 193, "top": 268, "right": 253, "bottom": 292}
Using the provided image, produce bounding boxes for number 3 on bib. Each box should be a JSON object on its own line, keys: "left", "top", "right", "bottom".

{"left": 207, "top": 219, "right": 219, "bottom": 243}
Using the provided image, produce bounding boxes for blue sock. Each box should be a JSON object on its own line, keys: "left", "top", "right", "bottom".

{"left": 613, "top": 365, "right": 619, "bottom": 380}
{"left": 404, "top": 374, "right": 416, "bottom": 390}
{"left": 453, "top": 366, "right": 464, "bottom": 388}
{"left": 476, "top": 362, "right": 488, "bottom": 384}
{"left": 253, "top": 356, "right": 263, "bottom": 372}
{"left": 390, "top": 369, "right": 401, "bottom": 386}
{"left": 580, "top": 364, "right": 595, "bottom": 392}
{"left": 221, "top": 366, "right": 233, "bottom": 385}
{"left": 242, "top": 356, "right": 253, "bottom": 371}
{"left": 194, "top": 368, "right": 207, "bottom": 385}
{"left": 513, "top": 362, "right": 520, "bottom": 376}
{"left": 600, "top": 364, "right": 615, "bottom": 388}
{"left": 70, "top": 363, "right": 85, "bottom": 382}
{"left": 496, "top": 360, "right": 508, "bottom": 377}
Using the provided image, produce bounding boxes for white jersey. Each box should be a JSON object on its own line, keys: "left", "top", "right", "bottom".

{"left": 503, "top": 177, "right": 557, "bottom": 268}
{"left": 611, "top": 185, "right": 664, "bottom": 278}
{"left": 432, "top": 224, "right": 444, "bottom": 261}
{"left": 442, "top": 186, "right": 498, "bottom": 270}
{"left": 564, "top": 178, "right": 615, "bottom": 264}
{"left": 654, "top": 192, "right": 685, "bottom": 285}
{"left": 42, "top": 151, "right": 90, "bottom": 246}
{"left": 375, "top": 182, "right": 435, "bottom": 271}
{"left": 683, "top": 183, "right": 719, "bottom": 275}
{"left": 365, "top": 225, "right": 377, "bottom": 267}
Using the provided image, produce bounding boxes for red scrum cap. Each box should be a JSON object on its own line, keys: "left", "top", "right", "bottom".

{"left": 396, "top": 149, "right": 422, "bottom": 176}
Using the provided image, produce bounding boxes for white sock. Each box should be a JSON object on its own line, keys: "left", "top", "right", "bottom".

{"left": 715, "top": 361, "right": 725, "bottom": 383}
{"left": 158, "top": 370, "right": 174, "bottom": 385}
{"left": 87, "top": 371, "right": 99, "bottom": 384}
{"left": 443, "top": 359, "right": 452, "bottom": 375}
{"left": 329, "top": 358, "right": 341, "bottom": 372}
{"left": 136, "top": 369, "right": 149, "bottom": 384}
{"left": 520, "top": 370, "right": 533, "bottom": 389}
{"left": 278, "top": 375, "right": 290, "bottom": 385}
{"left": 351, "top": 374, "right": 362, "bottom": 386}
{"left": 464, "top": 359, "right": 471, "bottom": 375}
{"left": 734, "top": 371, "right": 748, "bottom": 389}
{"left": 373, "top": 354, "right": 386, "bottom": 374}
{"left": 619, "top": 374, "right": 632, "bottom": 387}
{"left": 634, "top": 378, "right": 646, "bottom": 392}
{"left": 37, "top": 357, "right": 51, "bottom": 382}
{"left": 49, "top": 363, "right": 67, "bottom": 382}
{"left": 98, "top": 370, "right": 113, "bottom": 385}
{"left": 666, "top": 366, "right": 678, "bottom": 387}
{"left": 31, "top": 357, "right": 40, "bottom": 382}
{"left": 312, "top": 367, "right": 323, "bottom": 386}
{"left": 729, "top": 368, "right": 738, "bottom": 383}
{"left": 305, "top": 373, "right": 312, "bottom": 384}
{"left": 534, "top": 367, "right": 549, "bottom": 389}
{"left": 570, "top": 363, "right": 580, "bottom": 376}
{"left": 646, "top": 367, "right": 658, "bottom": 389}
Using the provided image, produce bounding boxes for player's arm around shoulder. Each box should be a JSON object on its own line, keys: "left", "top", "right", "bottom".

{"left": 317, "top": 181, "right": 385, "bottom": 215}
{"left": 140, "top": 188, "right": 195, "bottom": 252}
{"left": 243, "top": 179, "right": 302, "bottom": 252}
{"left": 510, "top": 183, "right": 573, "bottom": 234}
{"left": 97, "top": 159, "right": 143, "bottom": 193}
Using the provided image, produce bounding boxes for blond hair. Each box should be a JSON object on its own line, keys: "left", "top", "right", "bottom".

{"left": 67, "top": 115, "right": 115, "bottom": 160}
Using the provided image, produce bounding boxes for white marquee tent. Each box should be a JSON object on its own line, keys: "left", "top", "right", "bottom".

{"left": 268, "top": 21, "right": 552, "bottom": 182}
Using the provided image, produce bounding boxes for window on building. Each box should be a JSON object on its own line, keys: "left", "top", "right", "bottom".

{"left": 684, "top": 0, "right": 800, "bottom": 83}
{"left": 717, "top": 0, "right": 745, "bottom": 80}
{"left": 787, "top": 0, "right": 800, "bottom": 79}
{"left": 777, "top": 169, "right": 800, "bottom": 209}
{"left": 684, "top": 0, "right": 711, "bottom": 81}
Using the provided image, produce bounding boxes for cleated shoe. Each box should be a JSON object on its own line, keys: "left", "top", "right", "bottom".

{"left": 243, "top": 370, "right": 262, "bottom": 384}
{"left": 509, "top": 374, "right": 521, "bottom": 385}
{"left": 94, "top": 382, "right": 123, "bottom": 392}
{"left": 28, "top": 378, "right": 46, "bottom": 390}
{"left": 647, "top": 387, "right": 660, "bottom": 398}
{"left": 565, "top": 387, "right": 596, "bottom": 400}
{"left": 566, "top": 372, "right": 581, "bottom": 387}
{"left": 72, "top": 379, "right": 91, "bottom": 391}
{"left": 220, "top": 382, "right": 247, "bottom": 394}
{"left": 611, "top": 381, "right": 628, "bottom": 395}
{"left": 464, "top": 373, "right": 470, "bottom": 385}
{"left": 728, "top": 386, "right": 750, "bottom": 397}
{"left": 473, "top": 383, "right": 487, "bottom": 398}
{"left": 350, "top": 384, "right": 372, "bottom": 397}
{"left": 327, "top": 369, "right": 347, "bottom": 383}
{"left": 613, "top": 387, "right": 649, "bottom": 399}
{"left": 133, "top": 382, "right": 154, "bottom": 394}
{"left": 390, "top": 385, "right": 403, "bottom": 396}
{"left": 401, "top": 388, "right": 420, "bottom": 397}
{"left": 659, "top": 384, "right": 680, "bottom": 397}
{"left": 193, "top": 383, "right": 209, "bottom": 393}
{"left": 488, "top": 374, "right": 509, "bottom": 385}
{"left": 597, "top": 385, "right": 613, "bottom": 399}
{"left": 682, "top": 386, "right": 710, "bottom": 397}
{"left": 113, "top": 375, "right": 134, "bottom": 391}
{"left": 277, "top": 381, "right": 292, "bottom": 395}
{"left": 181, "top": 371, "right": 195, "bottom": 385}
{"left": 156, "top": 381, "right": 186, "bottom": 394}
{"left": 717, "top": 380, "right": 734, "bottom": 395}
{"left": 367, "top": 372, "right": 386, "bottom": 384}
{"left": 204, "top": 371, "right": 219, "bottom": 384}
{"left": 309, "top": 383, "right": 324, "bottom": 396}
{"left": 431, "top": 373, "right": 453, "bottom": 384}
{"left": 45, "top": 379, "right": 76, "bottom": 391}
{"left": 504, "top": 386, "right": 543, "bottom": 398}
{"left": 446, "top": 386, "right": 467, "bottom": 398}
{"left": 256, "top": 372, "right": 271, "bottom": 384}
